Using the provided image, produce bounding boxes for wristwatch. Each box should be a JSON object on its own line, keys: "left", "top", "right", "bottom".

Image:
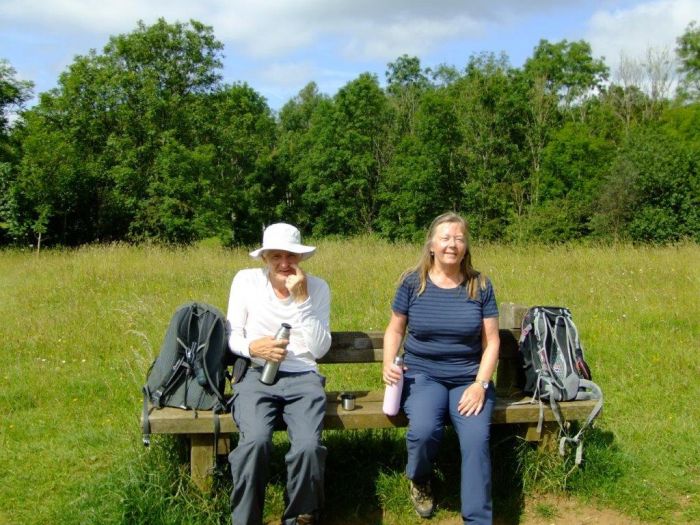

{"left": 474, "top": 380, "right": 489, "bottom": 390}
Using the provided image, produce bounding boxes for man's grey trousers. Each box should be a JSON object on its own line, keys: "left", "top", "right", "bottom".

{"left": 229, "top": 368, "right": 327, "bottom": 525}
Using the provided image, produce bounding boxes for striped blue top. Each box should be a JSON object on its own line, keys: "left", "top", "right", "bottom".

{"left": 392, "top": 272, "right": 498, "bottom": 382}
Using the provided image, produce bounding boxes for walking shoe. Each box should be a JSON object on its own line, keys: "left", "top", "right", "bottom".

{"left": 409, "top": 479, "right": 434, "bottom": 518}
{"left": 295, "top": 514, "right": 315, "bottom": 525}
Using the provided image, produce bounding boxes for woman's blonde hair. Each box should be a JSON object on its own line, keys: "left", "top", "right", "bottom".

{"left": 400, "top": 212, "right": 485, "bottom": 299}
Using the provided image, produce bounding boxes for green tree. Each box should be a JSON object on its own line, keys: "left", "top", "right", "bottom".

{"left": 385, "top": 55, "right": 431, "bottom": 136}
{"left": 276, "top": 82, "right": 329, "bottom": 229}
{"left": 451, "top": 53, "right": 528, "bottom": 240}
{"left": 0, "top": 59, "right": 34, "bottom": 244}
{"left": 7, "top": 19, "right": 274, "bottom": 245}
{"left": 7, "top": 111, "right": 92, "bottom": 244}
{"left": 520, "top": 40, "right": 607, "bottom": 213}
{"left": 676, "top": 21, "right": 700, "bottom": 101}
{"left": 523, "top": 39, "right": 608, "bottom": 110}
{"left": 378, "top": 90, "right": 463, "bottom": 240}
{"left": 292, "top": 73, "right": 392, "bottom": 235}
{"left": 10, "top": 19, "right": 227, "bottom": 244}
{"left": 523, "top": 121, "right": 614, "bottom": 241}
{"left": 593, "top": 125, "right": 699, "bottom": 242}
{"left": 0, "top": 59, "right": 33, "bottom": 153}
{"left": 208, "top": 83, "right": 277, "bottom": 245}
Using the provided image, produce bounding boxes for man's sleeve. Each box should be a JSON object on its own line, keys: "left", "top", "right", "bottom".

{"left": 296, "top": 278, "right": 332, "bottom": 359}
{"left": 227, "top": 271, "right": 252, "bottom": 358}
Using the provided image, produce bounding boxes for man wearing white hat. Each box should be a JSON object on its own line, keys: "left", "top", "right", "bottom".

{"left": 226, "top": 223, "right": 331, "bottom": 525}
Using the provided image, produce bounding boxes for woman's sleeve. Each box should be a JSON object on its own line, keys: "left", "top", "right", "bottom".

{"left": 296, "top": 278, "right": 332, "bottom": 359}
{"left": 481, "top": 277, "right": 499, "bottom": 319}
{"left": 391, "top": 277, "right": 411, "bottom": 315}
{"left": 227, "top": 271, "right": 252, "bottom": 358}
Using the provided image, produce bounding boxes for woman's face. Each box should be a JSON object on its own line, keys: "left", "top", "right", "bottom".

{"left": 263, "top": 250, "right": 301, "bottom": 288}
{"left": 430, "top": 221, "right": 466, "bottom": 268}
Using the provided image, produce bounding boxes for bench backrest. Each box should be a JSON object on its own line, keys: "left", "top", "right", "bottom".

{"left": 321, "top": 302, "right": 527, "bottom": 397}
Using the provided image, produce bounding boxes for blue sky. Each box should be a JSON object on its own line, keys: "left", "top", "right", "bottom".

{"left": 1, "top": 0, "right": 699, "bottom": 111}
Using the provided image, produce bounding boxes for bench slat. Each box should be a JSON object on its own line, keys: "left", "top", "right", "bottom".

{"left": 144, "top": 392, "right": 597, "bottom": 434}
{"left": 317, "top": 328, "right": 521, "bottom": 364}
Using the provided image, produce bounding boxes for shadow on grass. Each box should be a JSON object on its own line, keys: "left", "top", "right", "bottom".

{"left": 258, "top": 426, "right": 531, "bottom": 524}
{"left": 118, "top": 426, "right": 623, "bottom": 525}
{"left": 430, "top": 425, "right": 527, "bottom": 525}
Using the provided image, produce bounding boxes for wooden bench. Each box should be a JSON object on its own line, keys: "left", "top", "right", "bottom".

{"left": 142, "top": 303, "right": 598, "bottom": 490}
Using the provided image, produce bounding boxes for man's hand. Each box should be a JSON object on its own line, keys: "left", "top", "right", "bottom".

{"left": 249, "top": 336, "right": 289, "bottom": 362}
{"left": 285, "top": 264, "right": 309, "bottom": 303}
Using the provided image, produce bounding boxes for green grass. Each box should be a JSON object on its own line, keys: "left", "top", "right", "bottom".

{"left": 533, "top": 502, "right": 556, "bottom": 520}
{"left": 1, "top": 239, "right": 698, "bottom": 524}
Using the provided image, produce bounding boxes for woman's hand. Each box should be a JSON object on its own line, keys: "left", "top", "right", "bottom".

{"left": 457, "top": 383, "right": 486, "bottom": 416}
{"left": 382, "top": 311, "right": 407, "bottom": 386}
{"left": 382, "top": 361, "right": 404, "bottom": 386}
{"left": 249, "top": 336, "right": 289, "bottom": 362}
{"left": 285, "top": 264, "right": 309, "bottom": 303}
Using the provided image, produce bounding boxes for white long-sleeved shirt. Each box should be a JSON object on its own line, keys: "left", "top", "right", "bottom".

{"left": 226, "top": 268, "right": 332, "bottom": 372}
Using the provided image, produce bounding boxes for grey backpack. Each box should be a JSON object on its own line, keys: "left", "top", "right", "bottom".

{"left": 518, "top": 306, "right": 604, "bottom": 464}
{"left": 141, "top": 302, "right": 239, "bottom": 446}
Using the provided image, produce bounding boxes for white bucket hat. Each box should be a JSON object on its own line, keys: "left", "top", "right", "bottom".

{"left": 249, "top": 223, "right": 316, "bottom": 261}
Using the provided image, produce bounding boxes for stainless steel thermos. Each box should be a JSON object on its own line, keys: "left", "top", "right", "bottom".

{"left": 259, "top": 323, "right": 291, "bottom": 385}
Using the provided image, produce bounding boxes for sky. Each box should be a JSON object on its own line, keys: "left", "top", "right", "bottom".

{"left": 1, "top": 0, "right": 699, "bottom": 111}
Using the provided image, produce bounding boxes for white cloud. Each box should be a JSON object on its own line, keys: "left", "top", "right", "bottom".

{"left": 340, "top": 15, "right": 483, "bottom": 61}
{"left": 1, "top": 0, "right": 166, "bottom": 33}
{"left": 9, "top": 0, "right": 694, "bottom": 108}
{"left": 212, "top": 0, "right": 557, "bottom": 60}
{"left": 0, "top": 0, "right": 563, "bottom": 59}
{"left": 586, "top": 0, "right": 700, "bottom": 74}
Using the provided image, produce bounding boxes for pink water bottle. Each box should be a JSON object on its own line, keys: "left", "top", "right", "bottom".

{"left": 382, "top": 355, "right": 404, "bottom": 416}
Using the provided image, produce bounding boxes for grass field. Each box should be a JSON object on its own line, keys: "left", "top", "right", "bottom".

{"left": 1, "top": 238, "right": 698, "bottom": 524}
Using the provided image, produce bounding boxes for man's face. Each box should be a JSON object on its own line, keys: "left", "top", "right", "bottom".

{"left": 263, "top": 250, "right": 301, "bottom": 288}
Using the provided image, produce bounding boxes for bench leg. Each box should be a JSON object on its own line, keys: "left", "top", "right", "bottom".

{"left": 522, "top": 422, "right": 560, "bottom": 451}
{"left": 189, "top": 435, "right": 233, "bottom": 491}
{"left": 190, "top": 434, "right": 215, "bottom": 491}
{"left": 537, "top": 422, "right": 561, "bottom": 452}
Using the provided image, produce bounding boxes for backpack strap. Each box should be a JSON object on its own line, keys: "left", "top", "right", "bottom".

{"left": 572, "top": 379, "right": 604, "bottom": 438}
{"left": 231, "top": 356, "right": 250, "bottom": 385}
{"left": 212, "top": 400, "right": 224, "bottom": 462}
{"left": 531, "top": 373, "right": 577, "bottom": 448}
{"left": 518, "top": 319, "right": 533, "bottom": 344}
{"left": 142, "top": 386, "right": 152, "bottom": 446}
{"left": 152, "top": 355, "right": 189, "bottom": 407}
{"left": 558, "top": 379, "right": 604, "bottom": 465}
{"left": 199, "top": 311, "right": 228, "bottom": 406}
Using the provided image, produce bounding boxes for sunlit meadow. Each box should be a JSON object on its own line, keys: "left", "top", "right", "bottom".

{"left": 1, "top": 239, "right": 698, "bottom": 524}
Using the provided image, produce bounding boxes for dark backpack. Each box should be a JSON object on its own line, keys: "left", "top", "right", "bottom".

{"left": 141, "top": 302, "right": 240, "bottom": 447}
{"left": 518, "top": 306, "right": 604, "bottom": 464}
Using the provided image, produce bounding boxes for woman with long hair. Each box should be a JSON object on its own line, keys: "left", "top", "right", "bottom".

{"left": 382, "top": 212, "right": 500, "bottom": 524}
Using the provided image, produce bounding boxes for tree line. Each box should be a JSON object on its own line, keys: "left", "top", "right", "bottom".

{"left": 1, "top": 18, "right": 699, "bottom": 247}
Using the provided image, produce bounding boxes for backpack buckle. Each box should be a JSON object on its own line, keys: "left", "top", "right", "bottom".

{"left": 152, "top": 389, "right": 163, "bottom": 408}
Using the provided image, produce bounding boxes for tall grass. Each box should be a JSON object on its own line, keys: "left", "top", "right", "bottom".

{"left": 0, "top": 239, "right": 698, "bottom": 524}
